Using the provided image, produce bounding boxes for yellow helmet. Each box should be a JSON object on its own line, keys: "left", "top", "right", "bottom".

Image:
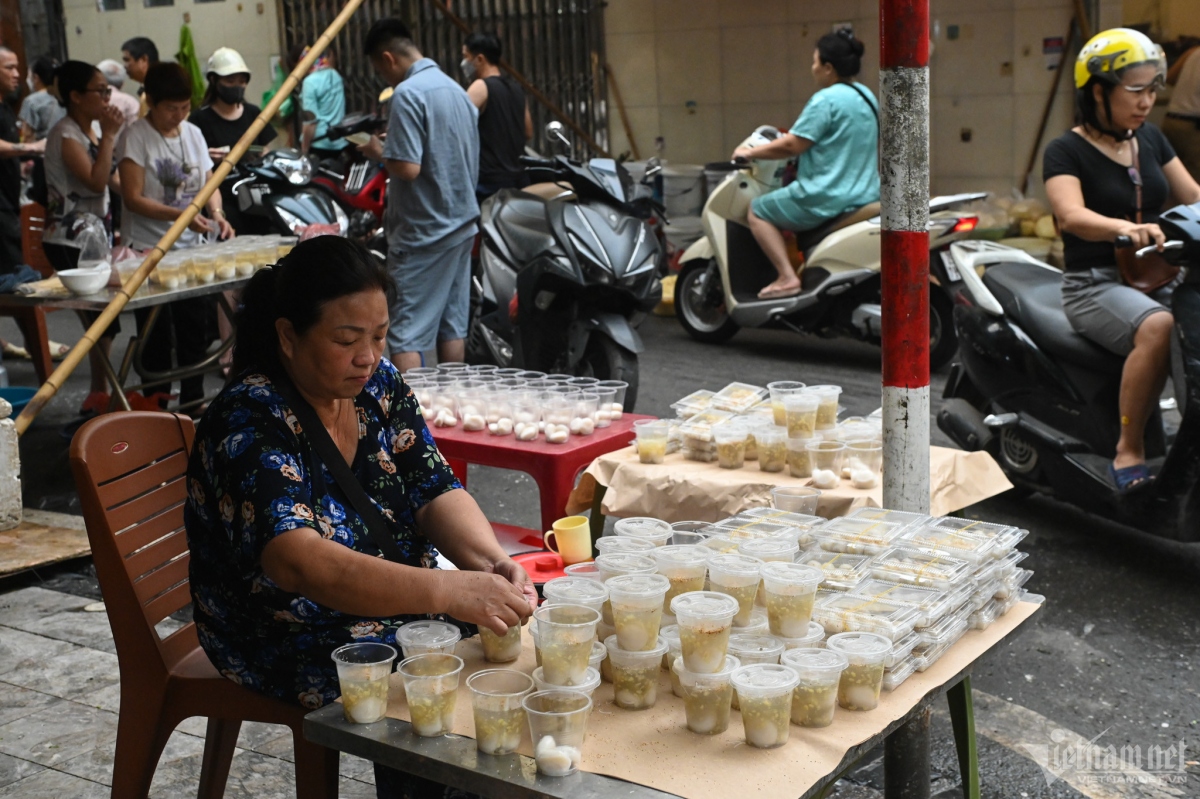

{"left": 1075, "top": 28, "right": 1165, "bottom": 90}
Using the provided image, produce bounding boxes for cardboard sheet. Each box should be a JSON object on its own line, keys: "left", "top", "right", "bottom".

{"left": 564, "top": 445, "right": 1012, "bottom": 522}
{"left": 380, "top": 601, "right": 1039, "bottom": 799}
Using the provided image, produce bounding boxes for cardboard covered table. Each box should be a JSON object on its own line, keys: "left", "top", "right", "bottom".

{"left": 305, "top": 601, "right": 1041, "bottom": 799}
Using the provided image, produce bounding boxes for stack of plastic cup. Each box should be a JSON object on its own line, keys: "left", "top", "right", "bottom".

{"left": 826, "top": 632, "right": 891, "bottom": 711}
{"left": 731, "top": 663, "right": 800, "bottom": 749}
{"left": 332, "top": 642, "right": 397, "bottom": 724}
{"left": 767, "top": 381, "right": 807, "bottom": 426}
{"left": 809, "top": 385, "right": 843, "bottom": 431}
{"left": 706, "top": 553, "right": 763, "bottom": 627}
{"left": 466, "top": 669, "right": 533, "bottom": 755}
{"left": 524, "top": 690, "right": 592, "bottom": 776}
{"left": 652, "top": 544, "right": 709, "bottom": 613}
{"left": 758, "top": 562, "right": 823, "bottom": 637}
{"left": 604, "top": 634, "right": 669, "bottom": 709}
{"left": 781, "top": 648, "right": 848, "bottom": 728}
{"left": 398, "top": 653, "right": 464, "bottom": 737}
{"left": 677, "top": 654, "right": 741, "bottom": 735}
{"left": 670, "top": 591, "right": 739, "bottom": 674}
{"left": 606, "top": 574, "right": 670, "bottom": 651}
{"left": 614, "top": 517, "right": 672, "bottom": 547}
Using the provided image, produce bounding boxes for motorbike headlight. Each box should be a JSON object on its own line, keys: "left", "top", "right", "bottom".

{"left": 274, "top": 154, "right": 314, "bottom": 185}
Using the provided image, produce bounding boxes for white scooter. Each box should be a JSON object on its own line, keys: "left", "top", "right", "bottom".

{"left": 674, "top": 125, "right": 986, "bottom": 368}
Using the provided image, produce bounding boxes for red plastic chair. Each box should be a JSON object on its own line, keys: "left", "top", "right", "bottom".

{"left": 69, "top": 411, "right": 339, "bottom": 798}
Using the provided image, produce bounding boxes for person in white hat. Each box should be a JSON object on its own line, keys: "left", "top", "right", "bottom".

{"left": 189, "top": 47, "right": 277, "bottom": 166}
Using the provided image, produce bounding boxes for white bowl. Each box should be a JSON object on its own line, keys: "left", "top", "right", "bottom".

{"left": 58, "top": 268, "right": 111, "bottom": 296}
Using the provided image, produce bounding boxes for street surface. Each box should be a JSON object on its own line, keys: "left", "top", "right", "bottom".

{"left": 1, "top": 309, "right": 1197, "bottom": 798}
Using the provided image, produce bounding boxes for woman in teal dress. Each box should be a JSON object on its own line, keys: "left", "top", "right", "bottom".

{"left": 733, "top": 30, "right": 880, "bottom": 298}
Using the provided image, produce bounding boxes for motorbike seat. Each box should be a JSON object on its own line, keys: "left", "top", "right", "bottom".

{"left": 792, "top": 202, "right": 882, "bottom": 252}
{"left": 982, "top": 262, "right": 1124, "bottom": 374}
{"left": 493, "top": 192, "right": 557, "bottom": 263}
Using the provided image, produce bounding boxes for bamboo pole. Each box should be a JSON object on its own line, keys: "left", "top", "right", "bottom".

{"left": 14, "top": 0, "right": 370, "bottom": 436}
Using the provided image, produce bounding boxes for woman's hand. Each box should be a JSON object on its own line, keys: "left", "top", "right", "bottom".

{"left": 188, "top": 215, "right": 213, "bottom": 235}
{"left": 214, "top": 215, "right": 235, "bottom": 240}
{"left": 732, "top": 146, "right": 754, "bottom": 161}
{"left": 1114, "top": 221, "right": 1165, "bottom": 250}
{"left": 440, "top": 570, "right": 532, "bottom": 636}
{"left": 493, "top": 558, "right": 538, "bottom": 614}
{"left": 98, "top": 105, "right": 124, "bottom": 139}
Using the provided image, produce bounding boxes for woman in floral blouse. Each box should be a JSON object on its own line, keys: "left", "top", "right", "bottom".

{"left": 185, "top": 236, "right": 535, "bottom": 794}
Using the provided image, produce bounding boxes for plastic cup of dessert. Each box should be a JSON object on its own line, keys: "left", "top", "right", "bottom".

{"left": 397, "top": 653, "right": 464, "bottom": 737}
{"left": 705, "top": 553, "right": 763, "bottom": 628}
{"left": 677, "top": 654, "right": 742, "bottom": 735}
{"left": 542, "top": 577, "right": 610, "bottom": 616}
{"left": 779, "top": 621, "right": 827, "bottom": 650}
{"left": 397, "top": 620, "right": 462, "bottom": 659}
{"left": 332, "top": 642, "right": 397, "bottom": 725}
{"left": 767, "top": 381, "right": 807, "bottom": 426}
{"left": 633, "top": 419, "right": 670, "bottom": 464}
{"left": 786, "top": 437, "right": 814, "bottom": 478}
{"left": 466, "top": 669, "right": 534, "bottom": 755}
{"left": 759, "top": 561, "right": 823, "bottom": 638}
{"left": 533, "top": 604, "right": 601, "bottom": 686}
{"left": 532, "top": 666, "right": 601, "bottom": 703}
{"left": 712, "top": 422, "right": 748, "bottom": 469}
{"left": 604, "top": 634, "right": 669, "bottom": 710}
{"left": 523, "top": 690, "right": 592, "bottom": 777}
{"left": 479, "top": 623, "right": 524, "bottom": 663}
{"left": 670, "top": 590, "right": 739, "bottom": 674}
{"left": 826, "top": 631, "right": 892, "bottom": 711}
{"left": 808, "top": 385, "right": 843, "bottom": 430}
{"left": 595, "top": 535, "right": 657, "bottom": 556}
{"left": 731, "top": 664, "right": 801, "bottom": 749}
{"left": 783, "top": 392, "right": 820, "bottom": 439}
{"left": 613, "top": 517, "right": 673, "bottom": 547}
{"left": 781, "top": 648, "right": 849, "bottom": 727}
{"left": 652, "top": 544, "right": 710, "bottom": 613}
{"left": 605, "top": 573, "right": 670, "bottom": 651}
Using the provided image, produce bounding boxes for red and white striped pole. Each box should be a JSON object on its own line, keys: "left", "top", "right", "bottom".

{"left": 879, "top": 0, "right": 931, "bottom": 516}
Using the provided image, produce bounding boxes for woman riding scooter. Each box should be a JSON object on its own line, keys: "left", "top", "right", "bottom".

{"left": 1045, "top": 28, "right": 1200, "bottom": 491}
{"left": 732, "top": 29, "right": 880, "bottom": 299}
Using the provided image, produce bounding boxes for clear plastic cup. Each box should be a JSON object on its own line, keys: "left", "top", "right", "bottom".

{"left": 542, "top": 396, "right": 573, "bottom": 444}
{"left": 588, "top": 640, "right": 607, "bottom": 673}
{"left": 570, "top": 393, "right": 599, "bottom": 436}
{"left": 712, "top": 422, "right": 747, "bottom": 469}
{"left": 397, "top": 620, "right": 462, "bottom": 659}
{"left": 731, "top": 664, "right": 800, "bottom": 749}
{"left": 567, "top": 376, "right": 600, "bottom": 390}
{"left": 276, "top": 236, "right": 298, "bottom": 259}
{"left": 606, "top": 573, "right": 670, "bottom": 651}
{"left": 781, "top": 648, "right": 848, "bottom": 727}
{"left": 808, "top": 385, "right": 842, "bottom": 430}
{"left": 437, "top": 362, "right": 470, "bottom": 372}
{"left": 778, "top": 621, "right": 826, "bottom": 650}
{"left": 826, "top": 631, "right": 892, "bottom": 711}
{"left": 592, "top": 386, "right": 619, "bottom": 427}
{"left": 614, "top": 517, "right": 673, "bottom": 547}
{"left": 597, "top": 380, "right": 628, "bottom": 419}
{"left": 594, "top": 552, "right": 657, "bottom": 625}
{"left": 533, "top": 604, "right": 601, "bottom": 686}
{"left": 486, "top": 391, "right": 515, "bottom": 436}
{"left": 846, "top": 440, "right": 883, "bottom": 488}
{"left": 772, "top": 486, "right": 822, "bottom": 514}
{"left": 677, "top": 655, "right": 741, "bottom": 735}
{"left": 784, "top": 392, "right": 819, "bottom": 439}
{"left": 670, "top": 591, "right": 739, "bottom": 674}
{"left": 595, "top": 535, "right": 656, "bottom": 556}
{"left": 604, "top": 634, "right": 669, "bottom": 710}
{"left": 706, "top": 553, "right": 763, "bottom": 628}
{"left": 727, "top": 634, "right": 784, "bottom": 710}
{"left": 532, "top": 666, "right": 601, "bottom": 704}
{"left": 332, "top": 642, "right": 397, "bottom": 724}
{"left": 254, "top": 240, "right": 277, "bottom": 271}
{"left": 542, "top": 577, "right": 610, "bottom": 616}
{"left": 807, "top": 439, "right": 847, "bottom": 472}
{"left": 659, "top": 624, "right": 681, "bottom": 670}
{"left": 563, "top": 561, "right": 603, "bottom": 581}
{"left": 479, "top": 624, "right": 524, "bottom": 663}
{"left": 398, "top": 653, "right": 464, "bottom": 737}
{"left": 767, "top": 381, "right": 807, "bottom": 427}
{"left": 190, "top": 249, "right": 217, "bottom": 283}
{"left": 652, "top": 544, "right": 709, "bottom": 612}
{"left": 759, "top": 561, "right": 823, "bottom": 637}
{"left": 786, "top": 437, "right": 814, "bottom": 478}
{"left": 511, "top": 390, "right": 543, "bottom": 441}
{"left": 530, "top": 618, "right": 542, "bottom": 666}
{"left": 467, "top": 669, "right": 533, "bottom": 755}
{"left": 457, "top": 388, "right": 488, "bottom": 432}
{"left": 524, "top": 690, "right": 592, "bottom": 776}
{"left": 233, "top": 244, "right": 258, "bottom": 277}
{"left": 634, "top": 419, "right": 669, "bottom": 464}
{"left": 756, "top": 425, "right": 788, "bottom": 473}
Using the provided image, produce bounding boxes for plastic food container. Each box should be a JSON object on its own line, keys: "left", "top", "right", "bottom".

{"left": 671, "top": 389, "right": 715, "bottom": 419}
{"left": 698, "top": 535, "right": 740, "bottom": 556}
{"left": 783, "top": 392, "right": 819, "bottom": 439}
{"left": 767, "top": 381, "right": 807, "bottom": 426}
{"left": 677, "top": 655, "right": 741, "bottom": 735}
{"left": 479, "top": 624, "right": 524, "bottom": 663}
{"left": 533, "top": 604, "right": 601, "bottom": 686}
{"left": 781, "top": 647, "right": 849, "bottom": 727}
{"left": 614, "top": 517, "right": 673, "bottom": 547}
{"left": 902, "top": 526, "right": 996, "bottom": 565}
{"left": 670, "top": 591, "right": 739, "bottom": 674}
{"left": 712, "top": 520, "right": 795, "bottom": 541}
{"left": 542, "top": 577, "right": 610, "bottom": 615}
{"left": 816, "top": 517, "right": 907, "bottom": 556}
{"left": 826, "top": 632, "right": 890, "bottom": 711}
{"left": 532, "top": 666, "right": 601, "bottom": 703}
{"left": 659, "top": 624, "right": 682, "bottom": 670}
{"left": 466, "top": 669, "right": 534, "bottom": 755}
{"left": 633, "top": 419, "right": 669, "bottom": 464}
{"left": 652, "top": 545, "right": 710, "bottom": 612}
{"left": 772, "top": 485, "right": 822, "bottom": 515}
{"left": 807, "top": 385, "right": 842, "bottom": 430}
{"left": 731, "top": 664, "right": 800, "bottom": 748}
{"left": 995, "top": 568, "right": 1034, "bottom": 601}
{"left": 524, "top": 690, "right": 592, "bottom": 776}
{"left": 845, "top": 507, "right": 930, "bottom": 530}
{"left": 778, "top": 620, "right": 826, "bottom": 651}
{"left": 924, "top": 517, "right": 1028, "bottom": 557}
{"left": 882, "top": 656, "right": 918, "bottom": 691}
{"left": 398, "top": 653, "right": 465, "bottom": 736}
{"left": 604, "top": 635, "right": 668, "bottom": 710}
{"left": 606, "top": 574, "right": 670, "bottom": 652}
{"left": 848, "top": 579, "right": 959, "bottom": 628}
{"left": 594, "top": 535, "right": 656, "bottom": 556}
{"left": 884, "top": 631, "right": 921, "bottom": 669}
{"left": 870, "top": 547, "right": 974, "bottom": 590}
{"left": 711, "top": 382, "right": 769, "bottom": 413}
{"left": 795, "top": 550, "right": 873, "bottom": 590}
{"left": 737, "top": 538, "right": 800, "bottom": 564}
{"left": 712, "top": 422, "right": 748, "bottom": 469}
{"left": 397, "top": 620, "right": 462, "bottom": 659}
{"left": 814, "top": 594, "right": 920, "bottom": 641}
{"left": 915, "top": 605, "right": 972, "bottom": 647}
{"left": 332, "top": 642, "right": 397, "bottom": 724}
{"left": 993, "top": 550, "right": 1030, "bottom": 582}
{"left": 705, "top": 553, "right": 763, "bottom": 627}
{"left": 759, "top": 562, "right": 823, "bottom": 637}
{"left": 740, "top": 507, "right": 824, "bottom": 528}
{"left": 913, "top": 623, "right": 968, "bottom": 672}
{"left": 786, "top": 437, "right": 814, "bottom": 478}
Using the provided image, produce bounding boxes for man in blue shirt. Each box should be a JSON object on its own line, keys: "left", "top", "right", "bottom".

{"left": 363, "top": 19, "right": 480, "bottom": 372}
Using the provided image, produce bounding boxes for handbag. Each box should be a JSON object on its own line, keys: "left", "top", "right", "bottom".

{"left": 1116, "top": 138, "right": 1180, "bottom": 293}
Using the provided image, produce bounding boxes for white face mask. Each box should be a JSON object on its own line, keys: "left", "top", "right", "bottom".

{"left": 460, "top": 58, "right": 476, "bottom": 81}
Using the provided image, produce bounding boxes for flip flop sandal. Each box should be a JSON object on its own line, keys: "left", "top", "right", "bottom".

{"left": 49, "top": 341, "right": 71, "bottom": 360}
{"left": 757, "top": 285, "right": 802, "bottom": 300}
{"left": 1109, "top": 462, "right": 1151, "bottom": 493}
{"left": 1, "top": 342, "right": 29, "bottom": 360}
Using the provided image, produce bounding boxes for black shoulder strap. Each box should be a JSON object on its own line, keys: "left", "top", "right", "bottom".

{"left": 847, "top": 83, "right": 880, "bottom": 127}
{"left": 274, "top": 378, "right": 408, "bottom": 563}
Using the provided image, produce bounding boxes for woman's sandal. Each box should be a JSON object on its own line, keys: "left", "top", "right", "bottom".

{"left": 1109, "top": 462, "right": 1151, "bottom": 493}
{"left": 1, "top": 342, "right": 28, "bottom": 360}
{"left": 49, "top": 340, "right": 71, "bottom": 360}
{"left": 757, "top": 283, "right": 802, "bottom": 300}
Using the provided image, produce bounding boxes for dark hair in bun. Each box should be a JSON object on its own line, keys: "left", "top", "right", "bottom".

{"left": 817, "top": 29, "right": 865, "bottom": 78}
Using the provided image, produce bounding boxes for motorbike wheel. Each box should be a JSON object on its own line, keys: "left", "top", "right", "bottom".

{"left": 675, "top": 260, "right": 739, "bottom": 344}
{"left": 578, "top": 334, "right": 640, "bottom": 411}
{"left": 929, "top": 286, "right": 958, "bottom": 370}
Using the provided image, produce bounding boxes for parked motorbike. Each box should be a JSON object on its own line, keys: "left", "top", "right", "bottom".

{"left": 937, "top": 201, "right": 1200, "bottom": 542}
{"left": 311, "top": 112, "right": 389, "bottom": 251}
{"left": 674, "top": 125, "right": 986, "bottom": 368}
{"left": 467, "top": 123, "right": 664, "bottom": 409}
{"left": 228, "top": 148, "right": 349, "bottom": 236}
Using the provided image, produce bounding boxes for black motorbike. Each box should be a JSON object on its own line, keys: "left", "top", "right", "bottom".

{"left": 937, "top": 201, "right": 1200, "bottom": 542}
{"left": 228, "top": 149, "right": 349, "bottom": 237}
{"left": 467, "top": 125, "right": 664, "bottom": 410}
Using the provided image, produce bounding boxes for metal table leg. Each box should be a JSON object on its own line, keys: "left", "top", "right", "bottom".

{"left": 884, "top": 706, "right": 931, "bottom": 799}
{"left": 74, "top": 310, "right": 132, "bottom": 412}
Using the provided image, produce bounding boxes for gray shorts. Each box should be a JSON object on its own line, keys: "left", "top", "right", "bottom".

{"left": 386, "top": 236, "right": 474, "bottom": 354}
{"left": 1060, "top": 266, "right": 1178, "bottom": 356}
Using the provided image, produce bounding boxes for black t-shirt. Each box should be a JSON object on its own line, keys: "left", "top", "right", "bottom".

{"left": 188, "top": 103, "right": 277, "bottom": 150}
{"left": 477, "top": 75, "right": 527, "bottom": 188}
{"left": 0, "top": 101, "right": 20, "bottom": 212}
{"left": 1043, "top": 124, "right": 1176, "bottom": 272}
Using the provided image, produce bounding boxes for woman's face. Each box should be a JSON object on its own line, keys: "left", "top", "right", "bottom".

{"left": 278, "top": 289, "right": 390, "bottom": 400}
{"left": 811, "top": 49, "right": 837, "bottom": 88}
{"left": 148, "top": 97, "right": 192, "bottom": 132}
{"left": 72, "top": 71, "right": 112, "bottom": 120}
{"left": 218, "top": 74, "right": 249, "bottom": 89}
{"left": 1096, "top": 64, "right": 1158, "bottom": 130}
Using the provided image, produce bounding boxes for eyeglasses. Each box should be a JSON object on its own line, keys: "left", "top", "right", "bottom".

{"left": 84, "top": 87, "right": 114, "bottom": 98}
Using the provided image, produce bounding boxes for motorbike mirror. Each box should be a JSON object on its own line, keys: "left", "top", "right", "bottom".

{"left": 545, "top": 120, "right": 572, "bottom": 152}
{"left": 643, "top": 164, "right": 663, "bottom": 180}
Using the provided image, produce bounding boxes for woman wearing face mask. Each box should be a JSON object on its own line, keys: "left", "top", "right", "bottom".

{"left": 1045, "top": 29, "right": 1200, "bottom": 492}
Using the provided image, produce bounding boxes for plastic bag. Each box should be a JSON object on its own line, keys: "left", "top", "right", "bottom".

{"left": 45, "top": 212, "right": 112, "bottom": 270}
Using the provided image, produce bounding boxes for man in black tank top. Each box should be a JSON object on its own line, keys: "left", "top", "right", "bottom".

{"left": 462, "top": 32, "right": 532, "bottom": 202}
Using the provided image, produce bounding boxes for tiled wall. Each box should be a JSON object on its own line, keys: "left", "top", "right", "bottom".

{"left": 60, "top": 0, "right": 280, "bottom": 108}
{"left": 606, "top": 0, "right": 1122, "bottom": 198}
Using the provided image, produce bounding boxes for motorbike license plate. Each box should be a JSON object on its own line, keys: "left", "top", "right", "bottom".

{"left": 940, "top": 251, "right": 962, "bottom": 282}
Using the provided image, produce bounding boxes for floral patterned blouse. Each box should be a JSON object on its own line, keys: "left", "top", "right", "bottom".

{"left": 184, "top": 360, "right": 462, "bottom": 709}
